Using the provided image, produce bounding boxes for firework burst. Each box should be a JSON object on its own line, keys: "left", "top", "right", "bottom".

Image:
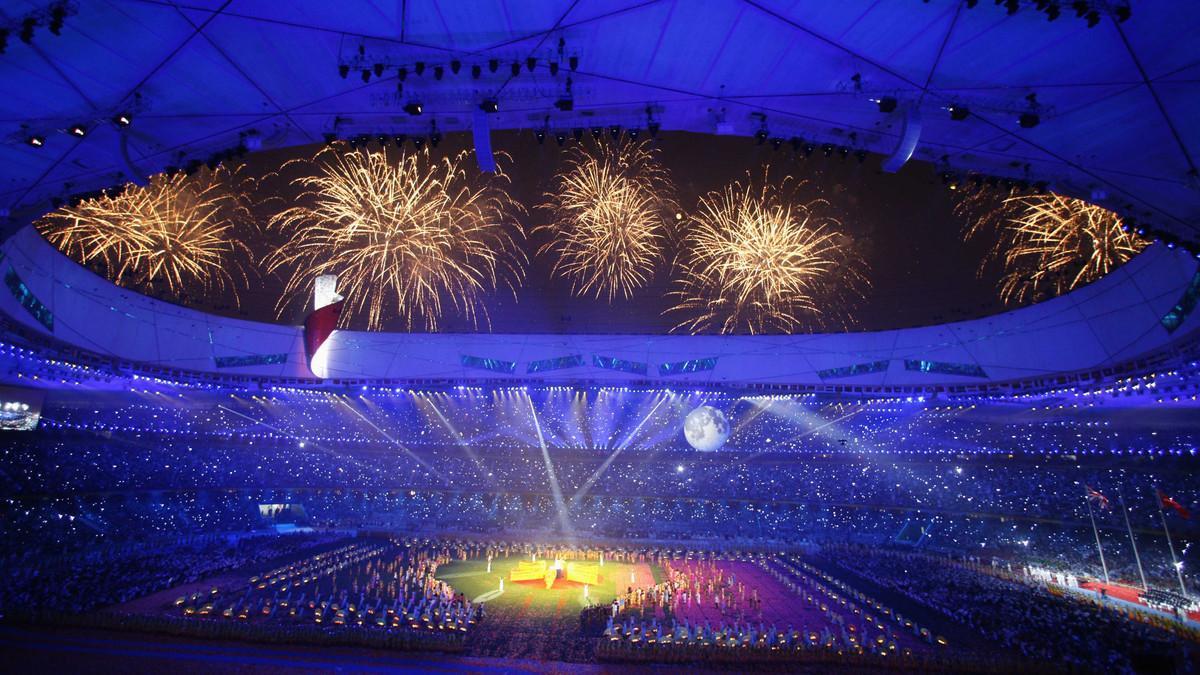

{"left": 668, "top": 170, "right": 868, "bottom": 334}
{"left": 37, "top": 166, "right": 255, "bottom": 302}
{"left": 536, "top": 140, "right": 678, "bottom": 302}
{"left": 265, "top": 145, "right": 525, "bottom": 331}
{"left": 960, "top": 188, "right": 1147, "bottom": 304}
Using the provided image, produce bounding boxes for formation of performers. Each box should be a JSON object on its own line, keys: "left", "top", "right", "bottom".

{"left": 178, "top": 538, "right": 482, "bottom": 633}
{"left": 598, "top": 554, "right": 932, "bottom": 661}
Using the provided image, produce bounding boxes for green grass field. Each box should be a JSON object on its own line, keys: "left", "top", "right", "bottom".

{"left": 435, "top": 556, "right": 663, "bottom": 619}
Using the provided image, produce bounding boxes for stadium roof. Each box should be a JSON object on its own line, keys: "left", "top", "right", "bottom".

{"left": 0, "top": 0, "right": 1198, "bottom": 243}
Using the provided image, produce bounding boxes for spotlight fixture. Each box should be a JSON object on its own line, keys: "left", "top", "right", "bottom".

{"left": 837, "top": 146, "right": 850, "bottom": 160}
{"left": 398, "top": 67, "right": 407, "bottom": 82}
{"left": 361, "top": 69, "right": 371, "bottom": 83}
{"left": 855, "top": 149, "right": 868, "bottom": 163}
{"left": 821, "top": 143, "right": 834, "bottom": 157}
{"left": 49, "top": 3, "right": 67, "bottom": 35}
{"left": 0, "top": 28, "right": 8, "bottom": 54}
{"left": 471, "top": 64, "right": 481, "bottom": 79}
{"left": 525, "top": 57, "right": 536, "bottom": 72}
{"left": 488, "top": 59, "right": 499, "bottom": 73}
{"left": 113, "top": 113, "right": 132, "bottom": 127}
{"left": 411, "top": 136, "right": 425, "bottom": 150}
{"left": 628, "top": 128, "right": 640, "bottom": 141}
{"left": 26, "top": 135, "right": 44, "bottom": 147}
{"left": 1071, "top": 1, "right": 1088, "bottom": 16}
{"left": 450, "top": 59, "right": 461, "bottom": 75}
{"left": 590, "top": 127, "right": 602, "bottom": 140}
{"left": 393, "top": 134, "right": 407, "bottom": 147}
{"left": 511, "top": 61, "right": 521, "bottom": 77}
{"left": 802, "top": 143, "right": 815, "bottom": 157}
{"left": 433, "top": 65, "right": 444, "bottom": 80}
{"left": 549, "top": 61, "right": 559, "bottom": 76}
{"left": 535, "top": 128, "right": 546, "bottom": 144}
{"left": 414, "top": 61, "right": 426, "bottom": 76}
{"left": 554, "top": 132, "right": 566, "bottom": 146}
{"left": 1005, "top": 0, "right": 1019, "bottom": 14}
{"left": 479, "top": 98, "right": 499, "bottom": 113}
{"left": 770, "top": 137, "right": 783, "bottom": 151}
{"left": 1086, "top": 10, "right": 1100, "bottom": 27}
{"left": 754, "top": 128, "right": 769, "bottom": 144}
{"left": 430, "top": 129, "right": 442, "bottom": 147}
{"left": 568, "top": 55, "right": 578, "bottom": 71}
{"left": 373, "top": 62, "right": 385, "bottom": 77}
{"left": 647, "top": 120, "right": 660, "bottom": 137}
{"left": 68, "top": 124, "right": 86, "bottom": 137}
{"left": 1045, "top": 3, "right": 1061, "bottom": 20}
{"left": 19, "top": 17, "right": 37, "bottom": 44}
{"left": 876, "top": 96, "right": 898, "bottom": 113}
{"left": 403, "top": 101, "right": 424, "bottom": 116}
{"left": 1018, "top": 112, "right": 1040, "bottom": 128}
{"left": 609, "top": 125, "right": 621, "bottom": 141}
{"left": 396, "top": 81, "right": 403, "bottom": 94}
{"left": 1115, "top": 5, "right": 1130, "bottom": 22}
{"left": 948, "top": 104, "right": 969, "bottom": 121}
{"left": 338, "top": 64, "right": 349, "bottom": 79}
{"left": 572, "top": 128, "right": 584, "bottom": 141}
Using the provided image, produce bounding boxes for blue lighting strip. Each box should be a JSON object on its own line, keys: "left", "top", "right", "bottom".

{"left": 461, "top": 354, "right": 517, "bottom": 374}
{"left": 527, "top": 354, "right": 586, "bottom": 374}
{"left": 1161, "top": 272, "right": 1200, "bottom": 334}
{"left": 817, "top": 360, "right": 890, "bottom": 380}
{"left": 659, "top": 357, "right": 718, "bottom": 376}
{"left": 4, "top": 266, "right": 53, "bottom": 331}
{"left": 214, "top": 353, "right": 288, "bottom": 368}
{"left": 903, "top": 359, "right": 987, "bottom": 378}
{"left": 593, "top": 355, "right": 648, "bottom": 376}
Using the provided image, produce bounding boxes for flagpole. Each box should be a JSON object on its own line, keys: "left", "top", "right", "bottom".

{"left": 1156, "top": 488, "right": 1188, "bottom": 597}
{"left": 1118, "top": 488, "right": 1148, "bottom": 592}
{"left": 1086, "top": 492, "right": 1110, "bottom": 584}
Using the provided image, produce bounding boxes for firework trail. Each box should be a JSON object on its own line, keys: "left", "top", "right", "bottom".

{"left": 265, "top": 144, "right": 525, "bottom": 331}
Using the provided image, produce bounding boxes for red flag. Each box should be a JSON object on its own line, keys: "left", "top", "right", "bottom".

{"left": 1085, "top": 485, "right": 1110, "bottom": 510}
{"left": 1158, "top": 490, "right": 1191, "bottom": 519}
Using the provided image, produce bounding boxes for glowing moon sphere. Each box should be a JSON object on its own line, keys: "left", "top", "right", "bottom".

{"left": 683, "top": 405, "right": 731, "bottom": 452}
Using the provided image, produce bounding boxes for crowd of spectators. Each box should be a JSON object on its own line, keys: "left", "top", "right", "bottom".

{"left": 812, "top": 545, "right": 1199, "bottom": 673}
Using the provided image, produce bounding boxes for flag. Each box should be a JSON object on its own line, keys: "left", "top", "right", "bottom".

{"left": 1085, "top": 485, "right": 1110, "bottom": 510}
{"left": 1158, "top": 489, "right": 1191, "bottom": 519}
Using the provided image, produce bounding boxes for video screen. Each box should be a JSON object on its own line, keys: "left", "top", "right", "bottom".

{"left": 0, "top": 386, "right": 43, "bottom": 431}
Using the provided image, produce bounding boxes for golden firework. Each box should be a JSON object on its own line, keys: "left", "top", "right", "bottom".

{"left": 37, "top": 166, "right": 255, "bottom": 302}
{"left": 265, "top": 144, "right": 525, "bottom": 331}
{"left": 961, "top": 188, "right": 1147, "bottom": 304}
{"left": 536, "top": 140, "right": 678, "bottom": 302}
{"left": 668, "top": 170, "right": 868, "bottom": 334}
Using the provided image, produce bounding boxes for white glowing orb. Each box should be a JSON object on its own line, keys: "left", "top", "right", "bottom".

{"left": 683, "top": 405, "right": 730, "bottom": 452}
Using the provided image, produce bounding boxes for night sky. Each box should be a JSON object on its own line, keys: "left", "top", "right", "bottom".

{"left": 84, "top": 129, "right": 1010, "bottom": 334}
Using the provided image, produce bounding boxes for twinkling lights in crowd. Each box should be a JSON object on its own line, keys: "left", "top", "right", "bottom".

{"left": 536, "top": 140, "right": 678, "bottom": 301}
{"left": 669, "top": 170, "right": 869, "bottom": 334}
{"left": 265, "top": 145, "right": 525, "bottom": 331}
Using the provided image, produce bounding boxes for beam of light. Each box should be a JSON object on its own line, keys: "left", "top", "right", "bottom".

{"left": 667, "top": 168, "right": 869, "bottom": 334}
{"left": 571, "top": 394, "right": 669, "bottom": 505}
{"left": 726, "top": 402, "right": 870, "bottom": 469}
{"left": 37, "top": 166, "right": 255, "bottom": 303}
{"left": 959, "top": 188, "right": 1147, "bottom": 305}
{"left": 334, "top": 395, "right": 448, "bottom": 485}
{"left": 418, "top": 394, "right": 493, "bottom": 485}
{"left": 537, "top": 140, "right": 678, "bottom": 302}
{"left": 265, "top": 144, "right": 525, "bottom": 331}
{"left": 524, "top": 392, "right": 574, "bottom": 538}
